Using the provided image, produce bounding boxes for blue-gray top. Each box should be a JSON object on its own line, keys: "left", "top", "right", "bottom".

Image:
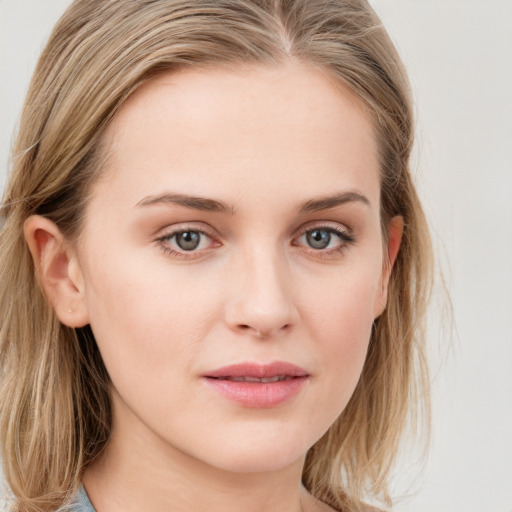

{"left": 60, "top": 486, "right": 96, "bottom": 512}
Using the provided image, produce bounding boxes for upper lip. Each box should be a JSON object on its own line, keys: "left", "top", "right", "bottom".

{"left": 203, "top": 361, "right": 309, "bottom": 379}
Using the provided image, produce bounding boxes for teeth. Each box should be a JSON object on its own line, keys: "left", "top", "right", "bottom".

{"left": 225, "top": 375, "right": 291, "bottom": 383}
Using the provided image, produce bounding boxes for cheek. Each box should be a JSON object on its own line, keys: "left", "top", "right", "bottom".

{"left": 299, "top": 265, "right": 380, "bottom": 414}
{"left": 81, "top": 250, "right": 222, "bottom": 388}
{"left": 301, "top": 259, "right": 380, "bottom": 344}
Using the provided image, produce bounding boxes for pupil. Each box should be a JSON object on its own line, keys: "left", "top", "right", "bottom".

{"left": 307, "top": 229, "right": 331, "bottom": 249}
{"left": 176, "top": 231, "right": 200, "bottom": 251}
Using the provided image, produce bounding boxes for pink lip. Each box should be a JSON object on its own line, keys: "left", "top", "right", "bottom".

{"left": 202, "top": 361, "right": 310, "bottom": 408}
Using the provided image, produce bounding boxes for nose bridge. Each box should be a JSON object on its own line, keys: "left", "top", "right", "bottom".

{"left": 226, "top": 242, "right": 298, "bottom": 338}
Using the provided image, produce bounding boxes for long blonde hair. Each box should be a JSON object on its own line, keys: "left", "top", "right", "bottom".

{"left": 0, "top": 1, "right": 432, "bottom": 510}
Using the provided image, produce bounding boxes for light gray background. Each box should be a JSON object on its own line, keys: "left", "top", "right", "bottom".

{"left": 1, "top": 1, "right": 511, "bottom": 511}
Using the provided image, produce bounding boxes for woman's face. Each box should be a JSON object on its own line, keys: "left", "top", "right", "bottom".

{"left": 73, "top": 61, "right": 397, "bottom": 473}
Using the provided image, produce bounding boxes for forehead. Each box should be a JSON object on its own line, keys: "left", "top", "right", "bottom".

{"left": 94, "top": 61, "right": 380, "bottom": 213}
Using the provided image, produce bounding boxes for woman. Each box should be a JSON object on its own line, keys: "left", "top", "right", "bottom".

{"left": 0, "top": 1, "right": 432, "bottom": 511}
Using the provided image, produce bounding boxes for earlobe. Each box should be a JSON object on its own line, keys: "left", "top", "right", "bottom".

{"left": 374, "top": 215, "right": 404, "bottom": 318}
{"left": 23, "top": 215, "right": 89, "bottom": 327}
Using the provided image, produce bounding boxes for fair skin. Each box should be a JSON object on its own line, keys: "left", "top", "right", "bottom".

{"left": 25, "top": 61, "right": 402, "bottom": 512}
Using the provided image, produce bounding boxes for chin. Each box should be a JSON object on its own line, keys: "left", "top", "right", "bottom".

{"left": 212, "top": 447, "right": 305, "bottom": 474}
{"left": 187, "top": 423, "right": 314, "bottom": 474}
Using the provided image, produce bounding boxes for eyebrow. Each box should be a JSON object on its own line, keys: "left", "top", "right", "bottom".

{"left": 298, "top": 191, "right": 371, "bottom": 213}
{"left": 136, "top": 193, "right": 235, "bottom": 214}
{"left": 136, "top": 190, "right": 370, "bottom": 214}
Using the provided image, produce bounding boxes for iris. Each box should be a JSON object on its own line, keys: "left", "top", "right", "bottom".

{"left": 306, "top": 229, "right": 331, "bottom": 249}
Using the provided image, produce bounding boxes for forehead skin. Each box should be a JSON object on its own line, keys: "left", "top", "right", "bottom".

{"left": 89, "top": 60, "right": 380, "bottom": 223}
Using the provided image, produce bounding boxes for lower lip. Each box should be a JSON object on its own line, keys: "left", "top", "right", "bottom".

{"left": 202, "top": 377, "right": 309, "bottom": 408}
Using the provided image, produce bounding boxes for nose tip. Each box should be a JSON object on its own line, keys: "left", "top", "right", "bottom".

{"left": 225, "top": 257, "right": 299, "bottom": 339}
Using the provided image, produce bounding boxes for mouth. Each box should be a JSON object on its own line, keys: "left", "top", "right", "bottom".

{"left": 211, "top": 375, "right": 296, "bottom": 383}
{"left": 203, "top": 361, "right": 309, "bottom": 379}
{"left": 202, "top": 361, "right": 310, "bottom": 408}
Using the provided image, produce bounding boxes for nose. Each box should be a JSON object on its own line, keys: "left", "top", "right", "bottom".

{"left": 224, "top": 248, "right": 299, "bottom": 339}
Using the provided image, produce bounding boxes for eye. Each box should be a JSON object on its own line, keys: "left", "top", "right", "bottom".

{"left": 305, "top": 229, "right": 333, "bottom": 250}
{"left": 295, "top": 226, "right": 355, "bottom": 253}
{"left": 174, "top": 231, "right": 203, "bottom": 251}
{"left": 156, "top": 227, "right": 218, "bottom": 257}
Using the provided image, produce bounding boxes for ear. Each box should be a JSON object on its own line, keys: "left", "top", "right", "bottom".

{"left": 374, "top": 215, "right": 404, "bottom": 318}
{"left": 24, "top": 215, "right": 89, "bottom": 328}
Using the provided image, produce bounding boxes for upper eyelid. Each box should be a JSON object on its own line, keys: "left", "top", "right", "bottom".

{"left": 157, "top": 223, "right": 217, "bottom": 239}
{"left": 294, "top": 220, "right": 351, "bottom": 237}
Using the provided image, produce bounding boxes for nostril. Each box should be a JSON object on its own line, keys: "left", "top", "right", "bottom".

{"left": 235, "top": 322, "right": 294, "bottom": 338}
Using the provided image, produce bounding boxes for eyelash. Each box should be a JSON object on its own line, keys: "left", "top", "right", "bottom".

{"left": 156, "top": 225, "right": 217, "bottom": 259}
{"left": 294, "top": 225, "right": 356, "bottom": 259}
{"left": 155, "top": 224, "right": 356, "bottom": 259}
